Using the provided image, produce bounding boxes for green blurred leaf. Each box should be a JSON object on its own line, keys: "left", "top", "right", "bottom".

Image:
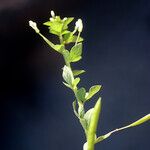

{"left": 129, "top": 114, "right": 150, "bottom": 127}
{"left": 70, "top": 43, "right": 82, "bottom": 62}
{"left": 62, "top": 82, "right": 72, "bottom": 89}
{"left": 64, "top": 33, "right": 83, "bottom": 44}
{"left": 63, "top": 17, "right": 74, "bottom": 30}
{"left": 95, "top": 114, "right": 150, "bottom": 144}
{"left": 87, "top": 98, "right": 101, "bottom": 149}
{"left": 61, "top": 30, "right": 70, "bottom": 35}
{"left": 62, "top": 49, "right": 70, "bottom": 62}
{"left": 73, "top": 70, "right": 85, "bottom": 76}
{"left": 86, "top": 85, "right": 101, "bottom": 100}
{"left": 73, "top": 77, "right": 80, "bottom": 88}
{"left": 84, "top": 108, "right": 94, "bottom": 129}
{"left": 72, "top": 101, "right": 79, "bottom": 117}
{"left": 76, "top": 87, "right": 86, "bottom": 102}
{"left": 62, "top": 65, "right": 74, "bottom": 85}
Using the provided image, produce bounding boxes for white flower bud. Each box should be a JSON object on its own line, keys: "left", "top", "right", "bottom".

{"left": 63, "top": 17, "right": 67, "bottom": 21}
{"left": 75, "top": 19, "right": 83, "bottom": 32}
{"left": 29, "top": 20, "right": 39, "bottom": 33}
{"left": 50, "top": 17, "right": 54, "bottom": 22}
{"left": 51, "top": 10, "right": 55, "bottom": 18}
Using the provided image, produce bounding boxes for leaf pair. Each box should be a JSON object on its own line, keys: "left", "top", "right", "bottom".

{"left": 62, "top": 43, "right": 83, "bottom": 63}
{"left": 76, "top": 85, "right": 101, "bottom": 103}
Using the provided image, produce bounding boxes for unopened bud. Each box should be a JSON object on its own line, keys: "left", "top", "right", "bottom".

{"left": 29, "top": 20, "right": 39, "bottom": 33}
{"left": 51, "top": 10, "right": 55, "bottom": 18}
{"left": 50, "top": 17, "right": 54, "bottom": 22}
{"left": 75, "top": 19, "right": 83, "bottom": 32}
{"left": 63, "top": 17, "right": 67, "bottom": 21}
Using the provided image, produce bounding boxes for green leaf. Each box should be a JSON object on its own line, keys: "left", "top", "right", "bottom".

{"left": 128, "top": 114, "right": 150, "bottom": 127}
{"left": 72, "top": 101, "right": 79, "bottom": 117}
{"left": 86, "top": 85, "right": 101, "bottom": 100}
{"left": 64, "top": 33, "right": 83, "bottom": 44}
{"left": 49, "top": 29, "right": 60, "bottom": 36}
{"left": 62, "top": 65, "right": 74, "bottom": 85}
{"left": 87, "top": 98, "right": 101, "bottom": 150}
{"left": 95, "top": 114, "right": 150, "bottom": 144}
{"left": 70, "top": 43, "right": 82, "bottom": 62}
{"left": 43, "top": 21, "right": 52, "bottom": 26}
{"left": 76, "top": 87, "right": 86, "bottom": 102}
{"left": 39, "top": 33, "right": 63, "bottom": 53}
{"left": 63, "top": 17, "right": 74, "bottom": 30}
{"left": 62, "top": 49, "right": 70, "bottom": 62}
{"left": 50, "top": 21, "right": 63, "bottom": 33}
{"left": 53, "top": 44, "right": 64, "bottom": 52}
{"left": 73, "top": 70, "right": 85, "bottom": 76}
{"left": 62, "top": 82, "right": 72, "bottom": 89}
{"left": 84, "top": 108, "right": 94, "bottom": 129}
{"left": 61, "top": 30, "right": 70, "bottom": 35}
{"left": 71, "top": 56, "right": 82, "bottom": 62}
{"left": 73, "top": 77, "right": 80, "bottom": 88}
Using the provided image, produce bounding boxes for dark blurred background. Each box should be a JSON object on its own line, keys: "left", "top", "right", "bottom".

{"left": 0, "top": 0, "right": 150, "bottom": 150}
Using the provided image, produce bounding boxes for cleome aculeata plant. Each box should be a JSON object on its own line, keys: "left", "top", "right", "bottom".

{"left": 29, "top": 11, "right": 150, "bottom": 150}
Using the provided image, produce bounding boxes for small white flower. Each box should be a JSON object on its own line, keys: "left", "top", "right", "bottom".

{"left": 75, "top": 19, "right": 83, "bottom": 32}
{"left": 29, "top": 20, "right": 39, "bottom": 33}
{"left": 51, "top": 10, "right": 55, "bottom": 18}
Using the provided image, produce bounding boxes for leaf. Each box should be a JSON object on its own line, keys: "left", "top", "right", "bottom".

{"left": 64, "top": 34, "right": 84, "bottom": 44}
{"left": 84, "top": 108, "right": 94, "bottom": 129}
{"left": 62, "top": 49, "right": 70, "bottom": 62}
{"left": 62, "top": 65, "right": 74, "bottom": 85}
{"left": 73, "top": 77, "right": 80, "bottom": 88}
{"left": 63, "top": 17, "right": 74, "bottom": 30}
{"left": 61, "top": 30, "right": 70, "bottom": 35}
{"left": 128, "top": 114, "right": 150, "bottom": 127}
{"left": 39, "top": 33, "right": 62, "bottom": 53}
{"left": 43, "top": 19, "right": 63, "bottom": 35}
{"left": 70, "top": 43, "right": 82, "bottom": 62}
{"left": 95, "top": 114, "right": 150, "bottom": 144}
{"left": 53, "top": 44, "right": 64, "bottom": 52}
{"left": 62, "top": 82, "right": 72, "bottom": 89}
{"left": 73, "top": 70, "right": 85, "bottom": 76}
{"left": 71, "top": 56, "right": 82, "bottom": 62}
{"left": 86, "top": 85, "right": 101, "bottom": 100}
{"left": 87, "top": 98, "right": 101, "bottom": 150}
{"left": 76, "top": 87, "right": 86, "bottom": 102}
{"left": 72, "top": 101, "right": 79, "bottom": 117}
{"left": 43, "top": 21, "right": 52, "bottom": 26}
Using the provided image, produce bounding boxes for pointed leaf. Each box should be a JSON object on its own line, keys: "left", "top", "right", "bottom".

{"left": 86, "top": 85, "right": 101, "bottom": 100}
{"left": 87, "top": 98, "right": 101, "bottom": 150}
{"left": 62, "top": 49, "right": 70, "bottom": 62}
{"left": 128, "top": 114, "right": 150, "bottom": 127}
{"left": 73, "top": 77, "right": 80, "bottom": 88}
{"left": 70, "top": 43, "right": 82, "bottom": 62}
{"left": 63, "top": 17, "right": 74, "bottom": 30}
{"left": 76, "top": 87, "right": 86, "bottom": 102}
{"left": 63, "top": 82, "right": 72, "bottom": 89}
{"left": 73, "top": 70, "right": 85, "bottom": 76}
{"left": 84, "top": 108, "right": 94, "bottom": 129}
{"left": 72, "top": 101, "right": 79, "bottom": 117}
{"left": 62, "top": 65, "right": 74, "bottom": 85}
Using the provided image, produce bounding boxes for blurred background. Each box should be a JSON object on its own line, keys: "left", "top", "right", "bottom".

{"left": 0, "top": 0, "right": 150, "bottom": 150}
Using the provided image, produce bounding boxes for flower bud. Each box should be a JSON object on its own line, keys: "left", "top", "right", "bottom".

{"left": 75, "top": 19, "right": 83, "bottom": 32}
{"left": 29, "top": 20, "right": 39, "bottom": 33}
{"left": 63, "top": 17, "right": 67, "bottom": 21}
{"left": 50, "top": 17, "right": 54, "bottom": 22}
{"left": 51, "top": 10, "right": 55, "bottom": 18}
